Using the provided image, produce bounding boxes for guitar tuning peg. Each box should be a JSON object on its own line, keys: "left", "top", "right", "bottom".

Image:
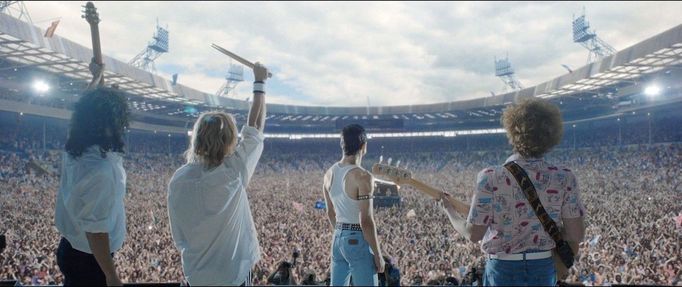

{"left": 387, "top": 157, "right": 392, "bottom": 166}
{"left": 395, "top": 160, "right": 401, "bottom": 167}
{"left": 379, "top": 155, "right": 384, "bottom": 164}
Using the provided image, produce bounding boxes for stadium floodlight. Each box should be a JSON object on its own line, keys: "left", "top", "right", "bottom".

{"left": 644, "top": 84, "right": 661, "bottom": 97}
{"left": 32, "top": 80, "right": 50, "bottom": 94}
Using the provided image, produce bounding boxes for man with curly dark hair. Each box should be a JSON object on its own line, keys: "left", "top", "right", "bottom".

{"left": 55, "top": 87, "right": 130, "bottom": 286}
{"left": 439, "top": 98, "right": 586, "bottom": 286}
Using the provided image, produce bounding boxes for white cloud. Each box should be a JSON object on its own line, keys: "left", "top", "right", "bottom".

{"left": 23, "top": 1, "right": 682, "bottom": 107}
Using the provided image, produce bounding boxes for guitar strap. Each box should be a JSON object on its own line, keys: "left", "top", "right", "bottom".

{"left": 503, "top": 161, "right": 574, "bottom": 269}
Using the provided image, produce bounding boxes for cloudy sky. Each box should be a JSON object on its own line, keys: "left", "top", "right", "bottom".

{"left": 24, "top": 1, "right": 682, "bottom": 107}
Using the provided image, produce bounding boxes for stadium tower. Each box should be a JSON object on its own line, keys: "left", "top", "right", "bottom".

{"left": 0, "top": 1, "right": 31, "bottom": 24}
{"left": 572, "top": 9, "right": 616, "bottom": 63}
{"left": 215, "top": 62, "right": 244, "bottom": 99}
{"left": 129, "top": 21, "right": 169, "bottom": 73}
{"left": 494, "top": 55, "right": 523, "bottom": 92}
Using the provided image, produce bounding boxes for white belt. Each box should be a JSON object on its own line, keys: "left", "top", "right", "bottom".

{"left": 488, "top": 250, "right": 552, "bottom": 261}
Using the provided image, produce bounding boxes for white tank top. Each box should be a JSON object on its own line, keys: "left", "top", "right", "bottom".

{"left": 329, "top": 162, "right": 362, "bottom": 224}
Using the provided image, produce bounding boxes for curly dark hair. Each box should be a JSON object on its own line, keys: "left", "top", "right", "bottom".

{"left": 65, "top": 87, "right": 131, "bottom": 158}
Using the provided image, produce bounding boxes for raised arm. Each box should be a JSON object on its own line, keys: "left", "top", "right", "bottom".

{"left": 248, "top": 62, "right": 268, "bottom": 131}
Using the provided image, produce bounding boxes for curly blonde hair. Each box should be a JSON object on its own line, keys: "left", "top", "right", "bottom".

{"left": 501, "top": 98, "right": 563, "bottom": 158}
{"left": 185, "top": 111, "right": 238, "bottom": 169}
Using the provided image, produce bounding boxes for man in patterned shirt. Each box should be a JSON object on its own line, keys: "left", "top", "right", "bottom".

{"left": 440, "top": 98, "right": 586, "bottom": 286}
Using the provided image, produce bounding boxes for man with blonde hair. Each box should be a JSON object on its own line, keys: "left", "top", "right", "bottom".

{"left": 167, "top": 63, "right": 268, "bottom": 286}
{"left": 440, "top": 97, "right": 586, "bottom": 286}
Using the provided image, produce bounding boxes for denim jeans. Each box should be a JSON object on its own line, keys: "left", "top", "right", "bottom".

{"left": 330, "top": 229, "right": 378, "bottom": 286}
{"left": 56, "top": 237, "right": 113, "bottom": 286}
{"left": 483, "top": 254, "right": 555, "bottom": 286}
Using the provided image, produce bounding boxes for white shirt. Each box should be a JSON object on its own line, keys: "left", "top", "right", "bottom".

{"left": 54, "top": 145, "right": 127, "bottom": 254}
{"left": 168, "top": 126, "right": 264, "bottom": 286}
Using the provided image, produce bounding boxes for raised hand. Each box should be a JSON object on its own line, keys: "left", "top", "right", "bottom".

{"left": 253, "top": 62, "right": 269, "bottom": 83}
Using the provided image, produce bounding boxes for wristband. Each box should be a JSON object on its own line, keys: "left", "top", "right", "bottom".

{"left": 253, "top": 82, "right": 265, "bottom": 93}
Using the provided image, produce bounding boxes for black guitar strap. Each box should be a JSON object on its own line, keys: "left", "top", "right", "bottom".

{"left": 503, "top": 161, "right": 574, "bottom": 269}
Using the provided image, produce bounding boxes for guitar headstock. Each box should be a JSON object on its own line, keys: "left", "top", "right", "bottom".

{"left": 372, "top": 162, "right": 412, "bottom": 183}
{"left": 82, "top": 2, "right": 100, "bottom": 25}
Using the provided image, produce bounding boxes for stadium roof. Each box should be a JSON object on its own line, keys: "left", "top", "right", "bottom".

{"left": 2, "top": 13, "right": 681, "bottom": 116}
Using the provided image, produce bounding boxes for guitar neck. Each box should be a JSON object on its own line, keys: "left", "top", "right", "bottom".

{"left": 89, "top": 24, "right": 103, "bottom": 65}
{"left": 406, "top": 178, "right": 471, "bottom": 216}
{"left": 406, "top": 178, "right": 443, "bottom": 199}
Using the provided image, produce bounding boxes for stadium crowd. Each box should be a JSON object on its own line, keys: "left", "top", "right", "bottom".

{"left": 1, "top": 127, "right": 681, "bottom": 286}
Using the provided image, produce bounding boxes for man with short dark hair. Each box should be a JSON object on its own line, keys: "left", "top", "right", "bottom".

{"left": 323, "top": 124, "right": 384, "bottom": 286}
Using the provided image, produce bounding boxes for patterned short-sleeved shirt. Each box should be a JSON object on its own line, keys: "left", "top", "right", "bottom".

{"left": 466, "top": 154, "right": 586, "bottom": 255}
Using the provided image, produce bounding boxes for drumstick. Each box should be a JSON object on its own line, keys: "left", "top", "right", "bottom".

{"left": 211, "top": 43, "right": 272, "bottom": 78}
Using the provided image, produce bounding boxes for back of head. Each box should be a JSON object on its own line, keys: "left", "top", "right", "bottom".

{"left": 65, "top": 87, "right": 131, "bottom": 159}
{"left": 185, "top": 112, "right": 238, "bottom": 169}
{"left": 501, "top": 97, "right": 564, "bottom": 158}
{"left": 268, "top": 261, "right": 294, "bottom": 285}
{"left": 444, "top": 276, "right": 458, "bottom": 286}
{"left": 340, "top": 124, "right": 367, "bottom": 156}
{"left": 301, "top": 273, "right": 316, "bottom": 285}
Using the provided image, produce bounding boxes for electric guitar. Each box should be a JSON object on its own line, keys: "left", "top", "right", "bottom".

{"left": 82, "top": 2, "right": 104, "bottom": 88}
{"left": 374, "top": 162, "right": 578, "bottom": 280}
{"left": 371, "top": 162, "right": 471, "bottom": 216}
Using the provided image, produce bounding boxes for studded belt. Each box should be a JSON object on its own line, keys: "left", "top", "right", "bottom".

{"left": 335, "top": 222, "right": 362, "bottom": 231}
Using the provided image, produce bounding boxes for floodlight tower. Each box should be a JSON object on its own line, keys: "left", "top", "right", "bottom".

{"left": 0, "top": 1, "right": 32, "bottom": 24}
{"left": 129, "top": 21, "right": 169, "bottom": 73}
{"left": 215, "top": 63, "right": 244, "bottom": 98}
{"left": 495, "top": 55, "right": 523, "bottom": 92}
{"left": 572, "top": 9, "right": 616, "bottom": 63}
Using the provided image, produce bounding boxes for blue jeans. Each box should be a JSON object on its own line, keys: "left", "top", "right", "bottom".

{"left": 330, "top": 229, "right": 378, "bottom": 286}
{"left": 483, "top": 254, "right": 556, "bottom": 286}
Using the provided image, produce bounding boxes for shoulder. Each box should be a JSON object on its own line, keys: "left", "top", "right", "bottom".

{"left": 350, "top": 167, "right": 373, "bottom": 182}
{"left": 477, "top": 166, "right": 501, "bottom": 181}
{"left": 548, "top": 162, "right": 577, "bottom": 179}
{"left": 169, "top": 164, "right": 199, "bottom": 185}
{"left": 346, "top": 167, "right": 373, "bottom": 188}
{"left": 324, "top": 166, "right": 334, "bottom": 177}
{"left": 323, "top": 167, "right": 333, "bottom": 184}
{"left": 77, "top": 156, "right": 115, "bottom": 179}
{"left": 474, "top": 166, "right": 504, "bottom": 192}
